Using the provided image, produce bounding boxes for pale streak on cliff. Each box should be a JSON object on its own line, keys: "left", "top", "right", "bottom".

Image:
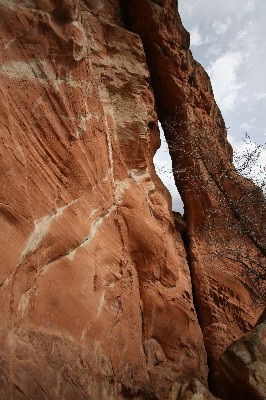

{"left": 18, "top": 197, "right": 80, "bottom": 265}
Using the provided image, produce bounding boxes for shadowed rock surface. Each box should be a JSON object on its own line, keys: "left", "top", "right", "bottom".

{"left": 173, "top": 211, "right": 187, "bottom": 233}
{"left": 220, "top": 310, "right": 266, "bottom": 400}
{"left": 174, "top": 379, "right": 220, "bottom": 400}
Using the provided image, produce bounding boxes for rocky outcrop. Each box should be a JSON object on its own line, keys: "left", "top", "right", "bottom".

{"left": 173, "top": 379, "right": 219, "bottom": 400}
{"left": 0, "top": 1, "right": 207, "bottom": 399}
{"left": 220, "top": 310, "right": 266, "bottom": 400}
{"left": 123, "top": 0, "right": 265, "bottom": 395}
{"left": 173, "top": 211, "right": 187, "bottom": 233}
{"left": 0, "top": 0, "right": 264, "bottom": 399}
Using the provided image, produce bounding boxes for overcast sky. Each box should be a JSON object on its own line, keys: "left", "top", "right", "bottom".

{"left": 154, "top": 0, "right": 266, "bottom": 212}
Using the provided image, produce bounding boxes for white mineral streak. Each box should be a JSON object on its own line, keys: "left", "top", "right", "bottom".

{"left": 18, "top": 198, "right": 80, "bottom": 265}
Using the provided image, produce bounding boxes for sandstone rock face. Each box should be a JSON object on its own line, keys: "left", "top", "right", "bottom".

{"left": 123, "top": 0, "right": 265, "bottom": 395}
{"left": 173, "top": 211, "right": 187, "bottom": 233}
{"left": 173, "top": 379, "right": 219, "bottom": 400}
{"left": 0, "top": 1, "right": 207, "bottom": 399}
{"left": 220, "top": 311, "right": 266, "bottom": 400}
{"left": 0, "top": 1, "right": 264, "bottom": 399}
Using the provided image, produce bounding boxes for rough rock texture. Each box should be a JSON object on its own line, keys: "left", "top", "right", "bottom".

{"left": 123, "top": 0, "right": 265, "bottom": 395}
{"left": 220, "top": 310, "right": 266, "bottom": 400}
{"left": 173, "top": 379, "right": 219, "bottom": 400}
{"left": 0, "top": 0, "right": 264, "bottom": 399}
{"left": 0, "top": 1, "right": 207, "bottom": 399}
{"left": 173, "top": 211, "right": 187, "bottom": 233}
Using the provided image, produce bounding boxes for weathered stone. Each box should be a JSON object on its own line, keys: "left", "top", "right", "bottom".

{"left": 0, "top": 1, "right": 207, "bottom": 399}
{"left": 123, "top": 0, "right": 264, "bottom": 394}
{"left": 221, "top": 310, "right": 266, "bottom": 400}
{"left": 0, "top": 0, "right": 264, "bottom": 399}
{"left": 171, "top": 379, "right": 219, "bottom": 400}
{"left": 173, "top": 211, "right": 187, "bottom": 233}
{"left": 220, "top": 310, "right": 266, "bottom": 400}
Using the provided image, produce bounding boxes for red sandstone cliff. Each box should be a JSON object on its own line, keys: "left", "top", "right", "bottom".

{"left": 123, "top": 0, "right": 265, "bottom": 395}
{"left": 0, "top": 1, "right": 264, "bottom": 399}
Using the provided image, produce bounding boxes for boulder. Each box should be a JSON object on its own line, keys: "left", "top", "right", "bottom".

{"left": 220, "top": 310, "right": 266, "bottom": 400}
{"left": 171, "top": 379, "right": 219, "bottom": 400}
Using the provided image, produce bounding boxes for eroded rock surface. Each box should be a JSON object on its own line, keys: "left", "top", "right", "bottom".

{"left": 220, "top": 311, "right": 266, "bottom": 400}
{"left": 172, "top": 379, "right": 219, "bottom": 400}
{"left": 0, "top": 0, "right": 264, "bottom": 399}
{"left": 123, "top": 0, "right": 265, "bottom": 394}
{"left": 0, "top": 1, "right": 207, "bottom": 399}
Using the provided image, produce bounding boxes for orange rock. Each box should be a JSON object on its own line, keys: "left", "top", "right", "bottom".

{"left": 124, "top": 0, "right": 264, "bottom": 396}
{"left": 1, "top": 1, "right": 264, "bottom": 399}
{"left": 0, "top": 1, "right": 207, "bottom": 399}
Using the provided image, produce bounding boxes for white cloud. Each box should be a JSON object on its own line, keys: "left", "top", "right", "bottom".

{"left": 229, "top": 21, "right": 257, "bottom": 56}
{"left": 154, "top": 157, "right": 184, "bottom": 212}
{"left": 206, "top": 44, "right": 221, "bottom": 58}
{"left": 153, "top": 125, "right": 184, "bottom": 213}
{"left": 207, "top": 51, "right": 245, "bottom": 112}
{"left": 228, "top": 133, "right": 266, "bottom": 190}
{"left": 255, "top": 91, "right": 266, "bottom": 100}
{"left": 212, "top": 18, "right": 231, "bottom": 35}
{"left": 244, "top": 0, "right": 256, "bottom": 12}
{"left": 240, "top": 118, "right": 256, "bottom": 131}
{"left": 178, "top": 0, "right": 265, "bottom": 145}
{"left": 229, "top": 28, "right": 249, "bottom": 49}
{"left": 190, "top": 25, "right": 203, "bottom": 47}
{"left": 187, "top": 4, "right": 193, "bottom": 19}
{"left": 240, "top": 122, "right": 251, "bottom": 130}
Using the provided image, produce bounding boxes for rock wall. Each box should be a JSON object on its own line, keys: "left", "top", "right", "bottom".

{"left": 0, "top": 1, "right": 207, "bottom": 399}
{"left": 220, "top": 310, "right": 266, "bottom": 400}
{"left": 0, "top": 0, "right": 264, "bottom": 399}
{"left": 123, "top": 0, "right": 265, "bottom": 395}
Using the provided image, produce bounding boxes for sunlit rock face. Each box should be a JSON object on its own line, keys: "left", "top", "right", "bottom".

{"left": 0, "top": 1, "right": 207, "bottom": 399}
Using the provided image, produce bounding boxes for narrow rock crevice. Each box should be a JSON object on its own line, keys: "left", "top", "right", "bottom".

{"left": 120, "top": 0, "right": 209, "bottom": 366}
